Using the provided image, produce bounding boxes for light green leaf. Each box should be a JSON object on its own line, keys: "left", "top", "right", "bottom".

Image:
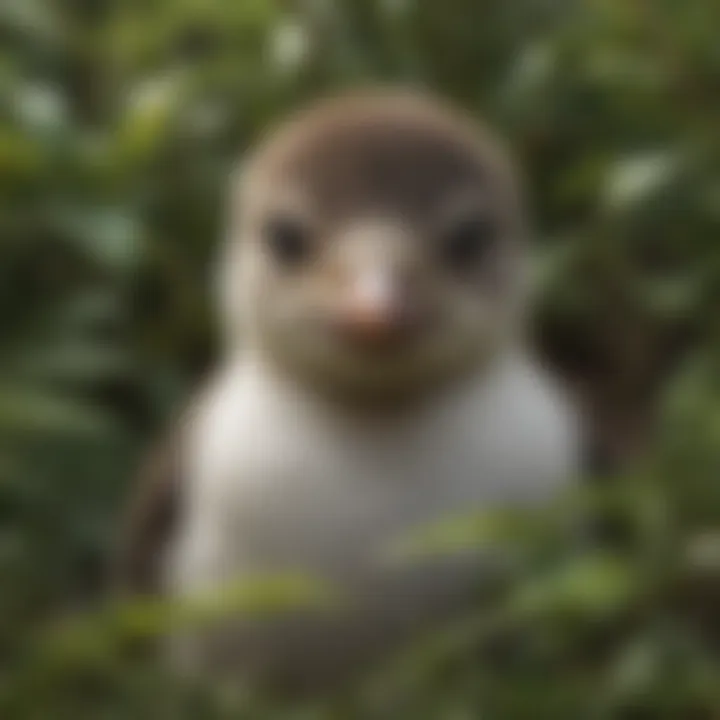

{"left": 386, "top": 507, "right": 548, "bottom": 564}
{"left": 508, "top": 554, "right": 639, "bottom": 620}
{"left": 603, "top": 152, "right": 681, "bottom": 212}
{"left": 55, "top": 206, "right": 145, "bottom": 271}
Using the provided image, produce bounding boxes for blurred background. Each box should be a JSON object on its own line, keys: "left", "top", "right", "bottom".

{"left": 1, "top": 0, "right": 719, "bottom": 716}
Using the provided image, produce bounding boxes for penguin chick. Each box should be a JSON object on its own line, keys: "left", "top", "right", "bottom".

{"left": 118, "top": 88, "right": 581, "bottom": 692}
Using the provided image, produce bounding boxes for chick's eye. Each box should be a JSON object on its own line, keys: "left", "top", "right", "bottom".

{"left": 264, "top": 215, "right": 313, "bottom": 266}
{"left": 440, "top": 215, "right": 496, "bottom": 271}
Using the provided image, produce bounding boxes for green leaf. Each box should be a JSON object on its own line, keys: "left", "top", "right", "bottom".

{"left": 55, "top": 206, "right": 145, "bottom": 271}
{"left": 603, "top": 152, "right": 682, "bottom": 212}
{"left": 508, "top": 554, "right": 639, "bottom": 620}
{"left": 386, "top": 507, "right": 548, "bottom": 564}
{"left": 0, "top": 385, "right": 116, "bottom": 438}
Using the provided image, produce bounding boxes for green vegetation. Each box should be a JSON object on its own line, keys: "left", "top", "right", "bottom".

{"left": 1, "top": 0, "right": 718, "bottom": 716}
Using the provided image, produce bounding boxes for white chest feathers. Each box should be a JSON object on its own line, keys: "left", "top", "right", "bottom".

{"left": 164, "top": 354, "right": 580, "bottom": 681}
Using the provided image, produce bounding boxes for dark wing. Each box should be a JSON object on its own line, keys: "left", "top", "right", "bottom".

{"left": 113, "top": 376, "right": 219, "bottom": 598}
{"left": 112, "top": 425, "right": 184, "bottom": 598}
{"left": 112, "top": 389, "right": 208, "bottom": 598}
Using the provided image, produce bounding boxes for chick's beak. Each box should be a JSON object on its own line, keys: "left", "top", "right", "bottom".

{"left": 333, "top": 270, "right": 423, "bottom": 349}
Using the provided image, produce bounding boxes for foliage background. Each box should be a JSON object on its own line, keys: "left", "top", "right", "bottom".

{"left": 0, "top": 0, "right": 718, "bottom": 717}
